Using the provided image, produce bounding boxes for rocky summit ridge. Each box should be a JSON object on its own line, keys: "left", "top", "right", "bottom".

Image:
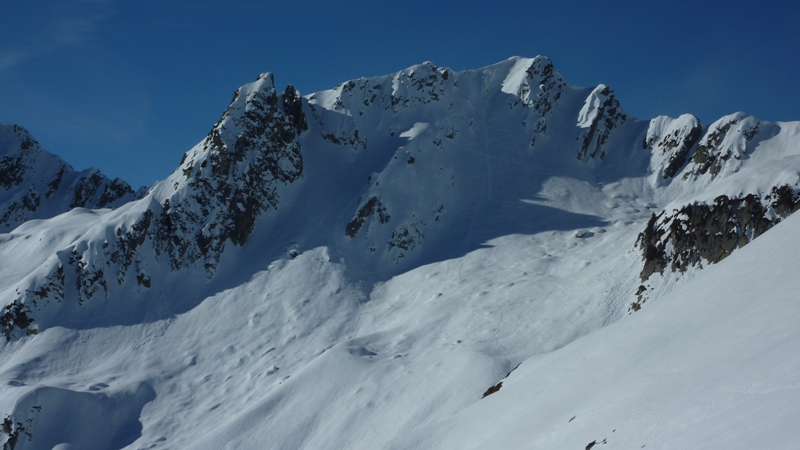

{"left": 0, "top": 124, "right": 141, "bottom": 233}
{"left": 2, "top": 55, "right": 800, "bottom": 341}
{"left": 2, "top": 54, "right": 800, "bottom": 450}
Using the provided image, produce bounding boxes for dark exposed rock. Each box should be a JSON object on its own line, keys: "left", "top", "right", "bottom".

{"left": 577, "top": 85, "right": 627, "bottom": 161}
{"left": 0, "top": 155, "right": 25, "bottom": 189}
{"left": 0, "top": 125, "right": 138, "bottom": 231}
{"left": 283, "top": 84, "right": 308, "bottom": 135}
{"left": 97, "top": 178, "right": 135, "bottom": 208}
{"left": 481, "top": 363, "right": 520, "bottom": 398}
{"left": 504, "top": 57, "right": 567, "bottom": 147}
{"left": 26, "top": 265, "right": 65, "bottom": 308}
{"left": 156, "top": 74, "right": 306, "bottom": 273}
{"left": 0, "top": 189, "right": 40, "bottom": 227}
{"left": 530, "top": 119, "right": 547, "bottom": 147}
{"left": 689, "top": 115, "right": 760, "bottom": 178}
{"left": 389, "top": 63, "right": 452, "bottom": 111}
{"left": 1, "top": 415, "right": 22, "bottom": 450}
{"left": 644, "top": 116, "right": 703, "bottom": 179}
{"left": 1, "top": 301, "right": 33, "bottom": 341}
{"left": 109, "top": 209, "right": 154, "bottom": 284}
{"left": 692, "top": 120, "right": 735, "bottom": 176}
{"left": 629, "top": 284, "right": 648, "bottom": 312}
{"left": 71, "top": 249, "right": 108, "bottom": 305}
{"left": 637, "top": 185, "right": 800, "bottom": 281}
{"left": 525, "top": 56, "right": 566, "bottom": 116}
{"left": 136, "top": 272, "right": 151, "bottom": 288}
{"left": 346, "top": 197, "right": 391, "bottom": 237}
{"left": 46, "top": 165, "right": 66, "bottom": 198}
{"left": 71, "top": 171, "right": 106, "bottom": 208}
{"left": 481, "top": 381, "right": 503, "bottom": 398}
{"left": 769, "top": 185, "right": 798, "bottom": 217}
{"left": 1, "top": 408, "right": 37, "bottom": 450}
{"left": 321, "top": 129, "right": 367, "bottom": 150}
{"left": 388, "top": 221, "right": 424, "bottom": 263}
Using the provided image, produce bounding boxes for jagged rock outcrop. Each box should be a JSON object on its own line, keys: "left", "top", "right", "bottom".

{"left": 499, "top": 56, "right": 568, "bottom": 147}
{"left": 644, "top": 114, "right": 704, "bottom": 179}
{"left": 1, "top": 301, "right": 34, "bottom": 341}
{"left": 345, "top": 197, "right": 390, "bottom": 238}
{"left": 576, "top": 85, "right": 628, "bottom": 161}
{"left": 154, "top": 74, "right": 306, "bottom": 269}
{"left": 685, "top": 113, "right": 762, "bottom": 178}
{"left": 637, "top": 185, "right": 800, "bottom": 281}
{"left": 504, "top": 56, "right": 567, "bottom": 116}
{"left": 0, "top": 125, "right": 139, "bottom": 232}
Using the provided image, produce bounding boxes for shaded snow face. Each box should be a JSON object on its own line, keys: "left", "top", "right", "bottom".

{"left": 5, "top": 383, "right": 155, "bottom": 450}
{"left": 2, "top": 56, "right": 800, "bottom": 450}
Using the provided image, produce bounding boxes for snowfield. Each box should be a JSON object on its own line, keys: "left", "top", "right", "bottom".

{"left": 390, "top": 210, "right": 800, "bottom": 450}
{"left": 1, "top": 56, "right": 799, "bottom": 449}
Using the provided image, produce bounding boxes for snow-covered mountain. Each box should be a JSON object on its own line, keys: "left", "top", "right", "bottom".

{"left": 1, "top": 56, "right": 799, "bottom": 449}
{"left": 0, "top": 124, "right": 142, "bottom": 233}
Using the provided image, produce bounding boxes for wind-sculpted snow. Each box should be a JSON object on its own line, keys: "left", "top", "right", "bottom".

{"left": 385, "top": 212, "right": 800, "bottom": 450}
{"left": 0, "top": 124, "right": 139, "bottom": 232}
{"left": 2, "top": 382, "right": 154, "bottom": 450}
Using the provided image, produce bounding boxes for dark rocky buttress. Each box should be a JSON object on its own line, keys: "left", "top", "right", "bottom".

{"left": 637, "top": 185, "right": 800, "bottom": 281}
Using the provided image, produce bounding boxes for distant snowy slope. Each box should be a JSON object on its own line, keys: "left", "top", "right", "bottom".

{"left": 387, "top": 201, "right": 800, "bottom": 450}
{"left": 0, "top": 124, "right": 141, "bottom": 232}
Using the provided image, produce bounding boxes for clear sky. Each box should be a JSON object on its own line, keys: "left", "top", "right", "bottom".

{"left": 1, "top": 0, "right": 798, "bottom": 188}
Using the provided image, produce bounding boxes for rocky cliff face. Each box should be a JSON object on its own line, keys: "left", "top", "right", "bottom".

{"left": 1, "top": 74, "right": 308, "bottom": 340}
{"left": 644, "top": 114, "right": 703, "bottom": 180}
{"left": 637, "top": 186, "right": 800, "bottom": 282}
{"left": 687, "top": 113, "right": 762, "bottom": 178}
{"left": 0, "top": 124, "right": 139, "bottom": 232}
{"left": 633, "top": 108, "right": 800, "bottom": 287}
{"left": 576, "top": 84, "right": 628, "bottom": 161}
{"left": 151, "top": 73, "right": 306, "bottom": 272}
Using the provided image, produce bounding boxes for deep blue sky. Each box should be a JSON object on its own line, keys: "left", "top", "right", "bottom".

{"left": 1, "top": 0, "right": 798, "bottom": 188}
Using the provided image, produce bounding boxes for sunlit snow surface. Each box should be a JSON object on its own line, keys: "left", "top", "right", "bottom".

{"left": 391, "top": 211, "right": 800, "bottom": 450}
{"left": 2, "top": 56, "right": 800, "bottom": 449}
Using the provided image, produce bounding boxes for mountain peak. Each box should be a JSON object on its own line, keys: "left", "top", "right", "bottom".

{"left": 0, "top": 123, "right": 138, "bottom": 232}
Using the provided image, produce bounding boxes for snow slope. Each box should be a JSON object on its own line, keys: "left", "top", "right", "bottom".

{"left": 1, "top": 56, "right": 800, "bottom": 449}
{"left": 389, "top": 206, "right": 800, "bottom": 450}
